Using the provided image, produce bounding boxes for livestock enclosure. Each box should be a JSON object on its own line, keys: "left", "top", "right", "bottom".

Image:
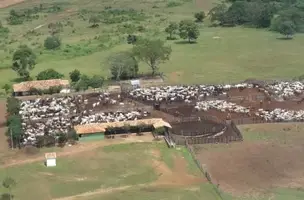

{"left": 7, "top": 79, "right": 304, "bottom": 148}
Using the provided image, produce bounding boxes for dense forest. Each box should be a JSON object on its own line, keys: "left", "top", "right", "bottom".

{"left": 209, "top": 0, "right": 304, "bottom": 37}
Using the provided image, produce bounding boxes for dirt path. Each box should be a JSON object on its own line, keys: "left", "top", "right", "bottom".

{"left": 1, "top": 134, "right": 154, "bottom": 169}
{"left": 0, "top": 0, "right": 25, "bottom": 8}
{"left": 53, "top": 185, "right": 138, "bottom": 200}
{"left": 52, "top": 148, "right": 205, "bottom": 200}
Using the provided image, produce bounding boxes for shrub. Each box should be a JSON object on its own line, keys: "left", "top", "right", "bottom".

{"left": 69, "top": 69, "right": 81, "bottom": 82}
{"left": 36, "top": 69, "right": 64, "bottom": 80}
{"left": 194, "top": 11, "right": 205, "bottom": 22}
{"left": 57, "top": 132, "right": 67, "bottom": 147}
{"left": 89, "top": 75, "right": 104, "bottom": 88}
{"left": 167, "top": 1, "right": 183, "bottom": 7}
{"left": 44, "top": 36, "right": 61, "bottom": 50}
{"left": 6, "top": 97, "right": 20, "bottom": 115}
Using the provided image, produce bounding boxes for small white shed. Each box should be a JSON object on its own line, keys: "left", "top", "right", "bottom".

{"left": 45, "top": 152, "right": 57, "bottom": 167}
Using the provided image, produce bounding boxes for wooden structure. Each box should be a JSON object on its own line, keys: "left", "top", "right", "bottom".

{"left": 74, "top": 118, "right": 172, "bottom": 141}
{"left": 45, "top": 152, "right": 57, "bottom": 167}
{"left": 13, "top": 79, "right": 70, "bottom": 96}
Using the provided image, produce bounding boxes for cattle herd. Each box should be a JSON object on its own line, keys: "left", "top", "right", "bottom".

{"left": 16, "top": 80, "right": 304, "bottom": 145}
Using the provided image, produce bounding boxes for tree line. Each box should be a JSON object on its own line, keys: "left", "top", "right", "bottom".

{"left": 7, "top": 35, "right": 173, "bottom": 92}
{"left": 208, "top": 0, "right": 304, "bottom": 38}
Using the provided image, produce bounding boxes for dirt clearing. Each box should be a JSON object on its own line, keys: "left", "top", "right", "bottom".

{"left": 194, "top": 123, "right": 304, "bottom": 196}
{"left": 151, "top": 149, "right": 205, "bottom": 186}
{"left": 0, "top": 0, "right": 25, "bottom": 8}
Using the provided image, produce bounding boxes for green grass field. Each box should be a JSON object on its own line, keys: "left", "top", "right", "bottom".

{"left": 0, "top": 142, "right": 221, "bottom": 200}
{"left": 0, "top": 0, "right": 303, "bottom": 88}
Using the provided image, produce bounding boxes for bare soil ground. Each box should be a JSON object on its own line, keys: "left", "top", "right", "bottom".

{"left": 193, "top": 123, "right": 304, "bottom": 196}
{"left": 151, "top": 149, "right": 205, "bottom": 186}
{"left": 0, "top": 0, "right": 24, "bottom": 8}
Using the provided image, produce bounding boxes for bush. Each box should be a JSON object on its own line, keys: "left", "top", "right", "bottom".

{"left": 108, "top": 51, "right": 139, "bottom": 80}
{"left": 36, "top": 69, "right": 64, "bottom": 80}
{"left": 167, "top": 1, "right": 183, "bottom": 7}
{"left": 6, "top": 97, "right": 20, "bottom": 115}
{"left": 44, "top": 36, "right": 61, "bottom": 50}
{"left": 67, "top": 129, "right": 78, "bottom": 141}
{"left": 69, "top": 69, "right": 81, "bottom": 82}
{"left": 89, "top": 75, "right": 104, "bottom": 88}
{"left": 57, "top": 132, "right": 67, "bottom": 147}
{"left": 194, "top": 11, "right": 205, "bottom": 22}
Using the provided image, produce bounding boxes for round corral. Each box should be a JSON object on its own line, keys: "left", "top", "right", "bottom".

{"left": 171, "top": 120, "right": 226, "bottom": 137}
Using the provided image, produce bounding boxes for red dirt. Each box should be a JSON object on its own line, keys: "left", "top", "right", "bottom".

{"left": 195, "top": 140, "right": 304, "bottom": 195}
{"left": 0, "top": 0, "right": 24, "bottom": 8}
{"left": 151, "top": 149, "right": 205, "bottom": 186}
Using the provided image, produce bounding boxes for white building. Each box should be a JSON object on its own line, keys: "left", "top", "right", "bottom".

{"left": 45, "top": 152, "right": 57, "bottom": 167}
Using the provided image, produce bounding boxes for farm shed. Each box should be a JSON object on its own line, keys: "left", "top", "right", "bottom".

{"left": 13, "top": 79, "right": 70, "bottom": 96}
{"left": 45, "top": 152, "right": 56, "bottom": 167}
{"left": 74, "top": 118, "right": 172, "bottom": 141}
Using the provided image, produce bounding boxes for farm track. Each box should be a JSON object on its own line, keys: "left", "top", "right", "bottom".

{"left": 0, "top": 0, "right": 25, "bottom": 8}
{"left": 1, "top": 135, "right": 154, "bottom": 169}
{"left": 53, "top": 148, "right": 205, "bottom": 200}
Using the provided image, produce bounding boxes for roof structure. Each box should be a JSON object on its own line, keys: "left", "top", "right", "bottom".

{"left": 13, "top": 79, "right": 69, "bottom": 93}
{"left": 45, "top": 152, "right": 57, "bottom": 159}
{"left": 74, "top": 118, "right": 172, "bottom": 135}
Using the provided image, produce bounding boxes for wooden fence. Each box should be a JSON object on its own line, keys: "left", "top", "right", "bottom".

{"left": 232, "top": 117, "right": 304, "bottom": 125}
{"left": 185, "top": 142, "right": 224, "bottom": 200}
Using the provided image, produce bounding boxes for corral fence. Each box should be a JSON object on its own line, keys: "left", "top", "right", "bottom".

{"left": 168, "top": 115, "right": 244, "bottom": 145}
{"left": 185, "top": 141, "right": 224, "bottom": 200}
{"left": 232, "top": 117, "right": 304, "bottom": 125}
{"left": 171, "top": 133, "right": 241, "bottom": 145}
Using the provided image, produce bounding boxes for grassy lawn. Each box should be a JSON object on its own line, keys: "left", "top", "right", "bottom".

{"left": 0, "top": 142, "right": 221, "bottom": 200}
{"left": 83, "top": 184, "right": 221, "bottom": 200}
{"left": 0, "top": 0, "right": 303, "bottom": 87}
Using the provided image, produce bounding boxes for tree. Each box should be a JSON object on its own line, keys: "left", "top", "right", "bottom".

{"left": 2, "top": 84, "right": 11, "bottom": 94}
{"left": 108, "top": 51, "right": 139, "bottom": 80}
{"left": 165, "top": 22, "right": 179, "bottom": 40}
{"left": 89, "top": 75, "right": 104, "bottom": 88}
{"left": 277, "top": 20, "right": 296, "bottom": 38}
{"left": 208, "top": 3, "right": 228, "bottom": 25}
{"left": 89, "top": 16, "right": 100, "bottom": 28}
{"left": 6, "top": 97, "right": 20, "bottom": 116}
{"left": 194, "top": 11, "right": 205, "bottom": 22}
{"left": 36, "top": 69, "right": 64, "bottom": 80}
{"left": 69, "top": 69, "right": 81, "bottom": 82}
{"left": 44, "top": 36, "right": 61, "bottom": 50}
{"left": 2, "top": 177, "right": 16, "bottom": 200}
{"left": 127, "top": 34, "right": 137, "bottom": 45}
{"left": 47, "top": 22, "right": 63, "bottom": 35}
{"left": 74, "top": 75, "right": 90, "bottom": 91}
{"left": 179, "top": 20, "right": 200, "bottom": 43}
{"left": 132, "top": 39, "right": 171, "bottom": 76}
{"left": 12, "top": 45, "right": 36, "bottom": 79}
{"left": 57, "top": 132, "right": 67, "bottom": 147}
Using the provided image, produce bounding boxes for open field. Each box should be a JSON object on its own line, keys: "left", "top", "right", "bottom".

{"left": 0, "top": 0, "right": 303, "bottom": 87}
{"left": 193, "top": 123, "right": 304, "bottom": 200}
{"left": 0, "top": 142, "right": 222, "bottom": 200}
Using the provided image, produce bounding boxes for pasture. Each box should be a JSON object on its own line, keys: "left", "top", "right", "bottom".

{"left": 0, "top": 142, "right": 222, "bottom": 200}
{"left": 193, "top": 123, "right": 304, "bottom": 200}
{"left": 0, "top": 0, "right": 303, "bottom": 88}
